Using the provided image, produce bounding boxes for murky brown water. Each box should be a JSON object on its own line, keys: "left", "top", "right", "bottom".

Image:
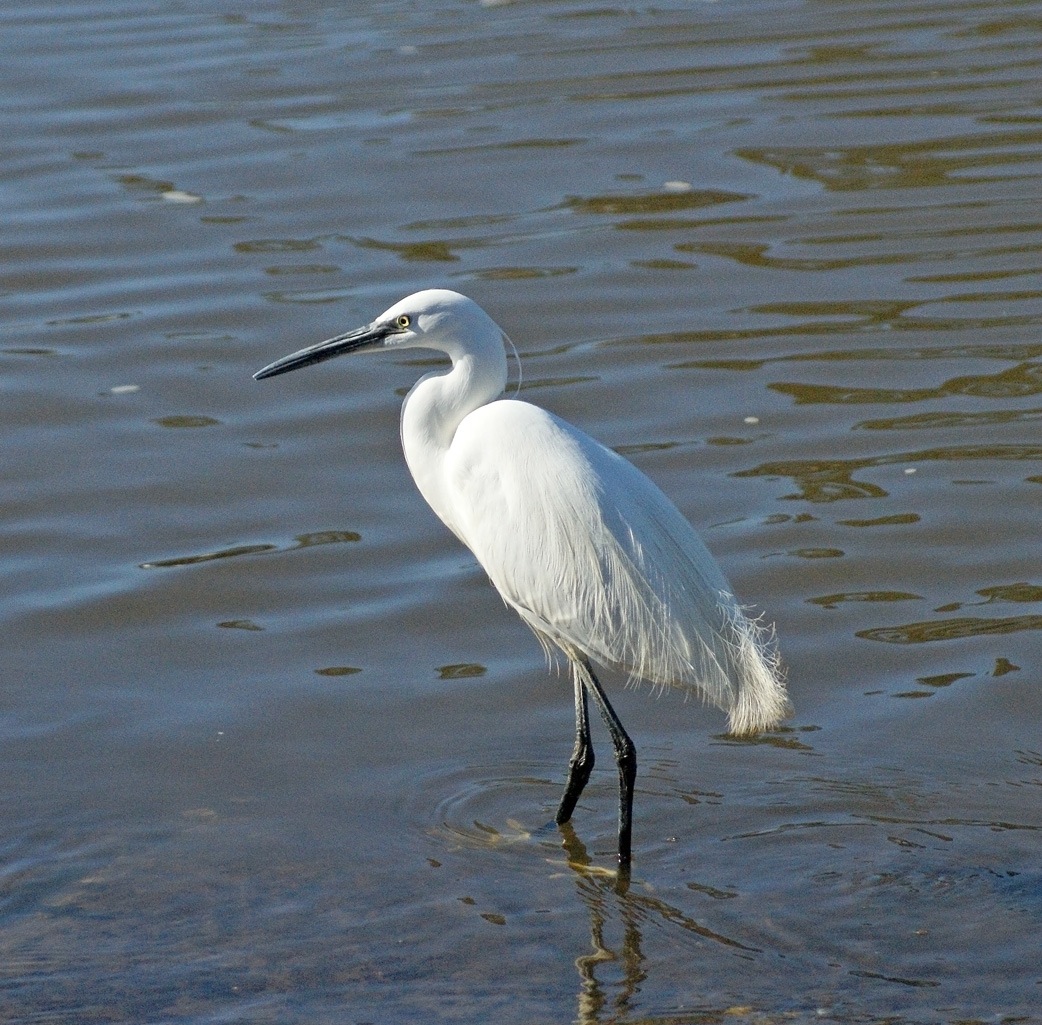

{"left": 2, "top": 0, "right": 1041, "bottom": 1021}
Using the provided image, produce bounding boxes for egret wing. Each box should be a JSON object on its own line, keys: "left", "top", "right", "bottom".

{"left": 443, "top": 399, "right": 786, "bottom": 731}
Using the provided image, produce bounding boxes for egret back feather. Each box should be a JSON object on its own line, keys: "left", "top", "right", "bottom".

{"left": 445, "top": 399, "right": 788, "bottom": 735}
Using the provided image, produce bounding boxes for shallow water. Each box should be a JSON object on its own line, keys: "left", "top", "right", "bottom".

{"left": 2, "top": 0, "right": 1041, "bottom": 1021}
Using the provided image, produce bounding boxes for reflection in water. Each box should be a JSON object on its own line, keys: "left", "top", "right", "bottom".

{"left": 835, "top": 512, "right": 918, "bottom": 527}
{"left": 738, "top": 133, "right": 1042, "bottom": 191}
{"left": 152, "top": 414, "right": 221, "bottom": 428}
{"left": 139, "top": 531, "right": 360, "bottom": 568}
{"left": 714, "top": 727, "right": 816, "bottom": 754}
{"left": 858, "top": 613, "right": 1042, "bottom": 644}
{"left": 559, "top": 825, "right": 646, "bottom": 1025}
{"left": 140, "top": 543, "right": 276, "bottom": 568}
{"left": 349, "top": 235, "right": 463, "bottom": 263}
{"left": 773, "top": 360, "right": 1042, "bottom": 405}
{"left": 736, "top": 456, "right": 887, "bottom": 502}
{"left": 858, "top": 407, "right": 1042, "bottom": 430}
{"left": 739, "top": 443, "right": 1042, "bottom": 502}
{"left": 975, "top": 582, "right": 1042, "bottom": 604}
{"left": 561, "top": 190, "right": 748, "bottom": 218}
{"left": 557, "top": 826, "right": 758, "bottom": 1025}
{"left": 807, "top": 591, "right": 923, "bottom": 610}
{"left": 676, "top": 341, "right": 1042, "bottom": 369}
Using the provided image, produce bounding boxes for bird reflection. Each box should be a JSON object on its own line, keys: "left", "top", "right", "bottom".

{"left": 559, "top": 823, "right": 646, "bottom": 1023}
{"left": 556, "top": 825, "right": 759, "bottom": 1025}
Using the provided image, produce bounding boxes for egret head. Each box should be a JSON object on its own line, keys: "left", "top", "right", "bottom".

{"left": 253, "top": 289, "right": 505, "bottom": 381}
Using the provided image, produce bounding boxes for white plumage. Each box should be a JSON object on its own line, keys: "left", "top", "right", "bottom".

{"left": 446, "top": 398, "right": 787, "bottom": 733}
{"left": 255, "top": 288, "right": 789, "bottom": 868}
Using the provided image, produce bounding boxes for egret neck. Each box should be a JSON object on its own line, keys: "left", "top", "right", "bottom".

{"left": 400, "top": 344, "right": 507, "bottom": 540}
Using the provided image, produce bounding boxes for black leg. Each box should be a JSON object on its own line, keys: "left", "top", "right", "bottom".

{"left": 579, "top": 658, "right": 637, "bottom": 869}
{"left": 556, "top": 666, "right": 595, "bottom": 825}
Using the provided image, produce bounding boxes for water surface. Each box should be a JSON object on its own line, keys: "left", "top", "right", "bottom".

{"left": 2, "top": 0, "right": 1041, "bottom": 1021}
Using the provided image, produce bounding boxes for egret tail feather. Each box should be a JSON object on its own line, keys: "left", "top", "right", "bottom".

{"left": 718, "top": 598, "right": 790, "bottom": 735}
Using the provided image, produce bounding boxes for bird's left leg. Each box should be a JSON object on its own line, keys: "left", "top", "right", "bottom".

{"left": 556, "top": 663, "right": 595, "bottom": 825}
{"left": 579, "top": 657, "right": 637, "bottom": 868}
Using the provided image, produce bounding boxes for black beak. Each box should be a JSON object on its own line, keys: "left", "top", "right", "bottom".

{"left": 253, "top": 321, "right": 395, "bottom": 380}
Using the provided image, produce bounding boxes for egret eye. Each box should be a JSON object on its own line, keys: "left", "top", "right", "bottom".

{"left": 396, "top": 314, "right": 411, "bottom": 329}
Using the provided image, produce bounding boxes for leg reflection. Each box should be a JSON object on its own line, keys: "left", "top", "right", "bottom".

{"left": 559, "top": 823, "right": 646, "bottom": 1024}
{"left": 557, "top": 825, "right": 760, "bottom": 1024}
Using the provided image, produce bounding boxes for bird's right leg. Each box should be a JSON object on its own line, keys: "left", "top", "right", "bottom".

{"left": 556, "top": 663, "right": 595, "bottom": 825}
{"left": 580, "top": 658, "right": 636, "bottom": 869}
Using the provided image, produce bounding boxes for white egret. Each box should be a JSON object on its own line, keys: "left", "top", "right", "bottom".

{"left": 254, "top": 289, "right": 789, "bottom": 868}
